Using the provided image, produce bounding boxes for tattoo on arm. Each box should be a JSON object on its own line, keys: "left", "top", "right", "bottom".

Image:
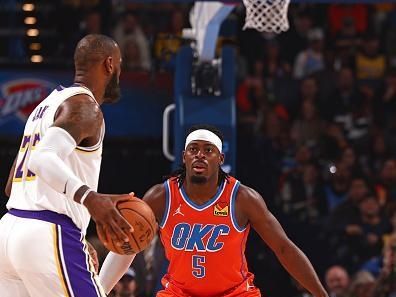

{"left": 53, "top": 94, "right": 103, "bottom": 145}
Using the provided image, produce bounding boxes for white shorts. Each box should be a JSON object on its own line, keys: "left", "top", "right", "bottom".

{"left": 0, "top": 209, "right": 106, "bottom": 297}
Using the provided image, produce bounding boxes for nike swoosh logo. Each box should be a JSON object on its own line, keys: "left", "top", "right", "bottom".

{"left": 63, "top": 181, "right": 68, "bottom": 194}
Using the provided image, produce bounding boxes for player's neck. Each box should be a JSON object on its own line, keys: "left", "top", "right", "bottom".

{"left": 74, "top": 75, "right": 105, "bottom": 105}
{"left": 183, "top": 177, "right": 219, "bottom": 204}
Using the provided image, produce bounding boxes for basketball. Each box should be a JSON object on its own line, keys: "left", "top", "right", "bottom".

{"left": 100, "top": 197, "right": 158, "bottom": 255}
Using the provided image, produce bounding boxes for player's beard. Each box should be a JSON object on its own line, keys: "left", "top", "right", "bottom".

{"left": 190, "top": 175, "right": 207, "bottom": 184}
{"left": 103, "top": 72, "right": 121, "bottom": 104}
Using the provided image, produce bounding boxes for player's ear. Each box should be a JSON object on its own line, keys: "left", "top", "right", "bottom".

{"left": 220, "top": 153, "right": 225, "bottom": 165}
{"left": 182, "top": 150, "right": 186, "bottom": 164}
{"left": 105, "top": 56, "right": 113, "bottom": 74}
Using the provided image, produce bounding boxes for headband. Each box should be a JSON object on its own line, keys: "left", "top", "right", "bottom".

{"left": 185, "top": 129, "right": 222, "bottom": 153}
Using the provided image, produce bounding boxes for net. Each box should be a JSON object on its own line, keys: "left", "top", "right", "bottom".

{"left": 242, "top": 0, "right": 291, "bottom": 33}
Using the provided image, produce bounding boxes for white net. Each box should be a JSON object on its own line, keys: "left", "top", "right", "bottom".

{"left": 242, "top": 0, "right": 291, "bottom": 33}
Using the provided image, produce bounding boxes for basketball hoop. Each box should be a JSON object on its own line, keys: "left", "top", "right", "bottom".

{"left": 242, "top": 0, "right": 290, "bottom": 33}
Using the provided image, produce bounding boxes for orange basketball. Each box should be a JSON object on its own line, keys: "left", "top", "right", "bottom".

{"left": 100, "top": 197, "right": 158, "bottom": 255}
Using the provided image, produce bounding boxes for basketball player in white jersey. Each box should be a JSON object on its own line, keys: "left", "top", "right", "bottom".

{"left": 0, "top": 34, "right": 134, "bottom": 297}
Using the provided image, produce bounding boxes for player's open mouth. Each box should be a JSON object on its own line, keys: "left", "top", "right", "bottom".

{"left": 192, "top": 162, "right": 207, "bottom": 173}
{"left": 192, "top": 167, "right": 206, "bottom": 173}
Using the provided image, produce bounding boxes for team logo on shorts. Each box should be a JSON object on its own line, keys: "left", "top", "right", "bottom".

{"left": 0, "top": 79, "right": 55, "bottom": 121}
{"left": 213, "top": 203, "right": 228, "bottom": 217}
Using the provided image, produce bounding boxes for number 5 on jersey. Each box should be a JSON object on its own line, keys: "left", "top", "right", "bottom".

{"left": 13, "top": 133, "right": 40, "bottom": 182}
{"left": 192, "top": 255, "right": 205, "bottom": 278}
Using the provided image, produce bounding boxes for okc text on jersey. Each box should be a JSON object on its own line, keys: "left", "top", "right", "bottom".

{"left": 171, "top": 223, "right": 230, "bottom": 252}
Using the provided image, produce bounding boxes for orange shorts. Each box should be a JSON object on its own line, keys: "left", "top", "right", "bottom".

{"left": 156, "top": 274, "right": 261, "bottom": 297}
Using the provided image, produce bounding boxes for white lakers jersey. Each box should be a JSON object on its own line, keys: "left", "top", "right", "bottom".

{"left": 6, "top": 85, "right": 104, "bottom": 233}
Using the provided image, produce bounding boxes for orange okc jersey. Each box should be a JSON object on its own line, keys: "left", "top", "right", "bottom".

{"left": 159, "top": 176, "right": 260, "bottom": 297}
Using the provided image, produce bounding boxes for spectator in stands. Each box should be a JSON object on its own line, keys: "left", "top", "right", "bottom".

{"left": 253, "top": 108, "right": 288, "bottom": 202}
{"left": 127, "top": 234, "right": 166, "bottom": 297}
{"left": 325, "top": 265, "right": 350, "bottom": 297}
{"left": 379, "top": 69, "right": 396, "bottom": 129}
{"left": 333, "top": 17, "right": 361, "bottom": 68}
{"left": 376, "top": 159, "right": 396, "bottom": 206}
{"left": 340, "top": 146, "right": 364, "bottom": 177}
{"left": 348, "top": 270, "right": 376, "bottom": 297}
{"left": 293, "top": 28, "right": 325, "bottom": 79}
{"left": 291, "top": 99, "right": 325, "bottom": 147}
{"left": 300, "top": 76, "right": 319, "bottom": 104}
{"left": 326, "top": 69, "right": 370, "bottom": 147}
{"left": 328, "top": 176, "right": 370, "bottom": 228}
{"left": 236, "top": 77, "right": 267, "bottom": 130}
{"left": 372, "top": 233, "right": 396, "bottom": 297}
{"left": 113, "top": 11, "right": 151, "bottom": 71}
{"left": 323, "top": 161, "right": 352, "bottom": 211}
{"left": 278, "top": 161, "right": 326, "bottom": 224}
{"left": 358, "top": 205, "right": 396, "bottom": 278}
{"left": 320, "top": 123, "right": 349, "bottom": 161}
{"left": 154, "top": 9, "right": 185, "bottom": 70}
{"left": 367, "top": 132, "right": 390, "bottom": 179}
{"left": 323, "top": 67, "right": 362, "bottom": 122}
{"left": 110, "top": 268, "right": 139, "bottom": 297}
{"left": 279, "top": 10, "right": 313, "bottom": 65}
{"left": 327, "top": 177, "right": 371, "bottom": 267}
{"left": 123, "top": 37, "right": 150, "bottom": 71}
{"left": 356, "top": 34, "right": 386, "bottom": 81}
{"left": 356, "top": 196, "right": 390, "bottom": 262}
{"left": 262, "top": 39, "right": 291, "bottom": 79}
{"left": 82, "top": 9, "right": 102, "bottom": 34}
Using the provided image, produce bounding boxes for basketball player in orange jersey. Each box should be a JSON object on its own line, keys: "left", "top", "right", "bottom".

{"left": 99, "top": 125, "right": 328, "bottom": 297}
{"left": 0, "top": 34, "right": 134, "bottom": 297}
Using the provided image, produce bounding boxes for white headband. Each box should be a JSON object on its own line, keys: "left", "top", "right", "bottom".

{"left": 185, "top": 129, "right": 222, "bottom": 153}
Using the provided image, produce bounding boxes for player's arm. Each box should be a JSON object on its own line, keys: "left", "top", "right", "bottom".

{"left": 28, "top": 95, "right": 101, "bottom": 200}
{"left": 99, "top": 251, "right": 136, "bottom": 294}
{"left": 236, "top": 185, "right": 328, "bottom": 297}
{"left": 5, "top": 156, "right": 17, "bottom": 197}
{"left": 142, "top": 183, "right": 166, "bottom": 223}
{"left": 27, "top": 95, "right": 133, "bottom": 245}
{"left": 99, "top": 183, "right": 165, "bottom": 294}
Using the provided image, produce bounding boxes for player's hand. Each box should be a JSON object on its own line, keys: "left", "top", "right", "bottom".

{"left": 84, "top": 192, "right": 135, "bottom": 247}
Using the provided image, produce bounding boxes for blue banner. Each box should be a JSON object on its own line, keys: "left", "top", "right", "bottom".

{"left": 0, "top": 70, "right": 172, "bottom": 138}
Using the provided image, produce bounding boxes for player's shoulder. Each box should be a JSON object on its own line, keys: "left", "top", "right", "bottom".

{"left": 234, "top": 183, "right": 269, "bottom": 221}
{"left": 143, "top": 183, "right": 166, "bottom": 200}
{"left": 63, "top": 93, "right": 101, "bottom": 113}
{"left": 143, "top": 183, "right": 167, "bottom": 222}
{"left": 55, "top": 93, "right": 102, "bottom": 123}
{"left": 235, "top": 183, "right": 263, "bottom": 204}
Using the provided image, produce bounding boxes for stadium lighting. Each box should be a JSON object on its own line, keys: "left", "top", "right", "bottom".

{"left": 31, "top": 55, "right": 43, "bottom": 63}
{"left": 24, "top": 17, "right": 37, "bottom": 25}
{"left": 22, "top": 3, "right": 35, "bottom": 11}
{"left": 26, "top": 29, "right": 39, "bottom": 37}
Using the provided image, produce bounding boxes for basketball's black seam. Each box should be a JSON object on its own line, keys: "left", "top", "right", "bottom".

{"left": 118, "top": 207, "right": 156, "bottom": 237}
{"left": 130, "top": 232, "right": 141, "bottom": 252}
{"left": 111, "top": 227, "right": 140, "bottom": 253}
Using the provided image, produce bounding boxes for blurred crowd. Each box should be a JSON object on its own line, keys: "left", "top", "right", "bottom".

{"left": 235, "top": 3, "right": 396, "bottom": 297}
{"left": 4, "top": 1, "right": 396, "bottom": 296}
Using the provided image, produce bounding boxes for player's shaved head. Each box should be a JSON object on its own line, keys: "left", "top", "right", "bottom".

{"left": 73, "top": 34, "right": 122, "bottom": 104}
{"left": 74, "top": 34, "right": 118, "bottom": 70}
